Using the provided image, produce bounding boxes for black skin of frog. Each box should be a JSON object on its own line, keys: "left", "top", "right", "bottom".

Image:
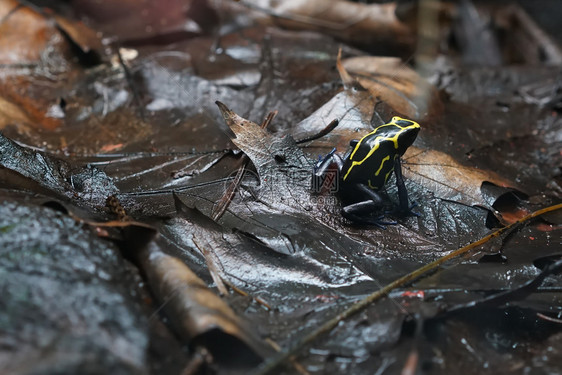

{"left": 313, "top": 116, "right": 420, "bottom": 227}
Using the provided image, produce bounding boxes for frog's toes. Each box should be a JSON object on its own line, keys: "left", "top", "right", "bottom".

{"left": 345, "top": 214, "right": 398, "bottom": 229}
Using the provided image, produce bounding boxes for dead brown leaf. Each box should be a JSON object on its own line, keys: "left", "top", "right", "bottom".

{"left": 139, "top": 245, "right": 267, "bottom": 364}
{"left": 403, "top": 146, "right": 519, "bottom": 209}
{"left": 342, "top": 56, "right": 443, "bottom": 121}
{"left": 0, "top": 0, "right": 57, "bottom": 64}
{"left": 0, "top": 96, "right": 33, "bottom": 128}
{"left": 73, "top": 0, "right": 219, "bottom": 44}
{"left": 0, "top": 1, "right": 106, "bottom": 131}
{"left": 293, "top": 52, "right": 442, "bottom": 152}
{"left": 238, "top": 0, "right": 414, "bottom": 50}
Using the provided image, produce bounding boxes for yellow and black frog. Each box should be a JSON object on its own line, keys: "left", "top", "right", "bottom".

{"left": 313, "top": 116, "right": 421, "bottom": 227}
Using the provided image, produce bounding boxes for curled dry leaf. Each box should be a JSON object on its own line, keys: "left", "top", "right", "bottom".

{"left": 0, "top": 0, "right": 105, "bottom": 131}
{"left": 0, "top": 0, "right": 55, "bottom": 64}
{"left": 402, "top": 146, "right": 519, "bottom": 209}
{"left": 341, "top": 56, "right": 443, "bottom": 121}
{"left": 0, "top": 0, "right": 103, "bottom": 65}
{"left": 138, "top": 243, "right": 267, "bottom": 366}
{"left": 294, "top": 52, "right": 442, "bottom": 151}
{"left": 52, "top": 14, "right": 103, "bottom": 65}
{"left": 240, "top": 0, "right": 414, "bottom": 50}
{"left": 0, "top": 1, "right": 65, "bottom": 130}
{"left": 215, "top": 101, "right": 310, "bottom": 190}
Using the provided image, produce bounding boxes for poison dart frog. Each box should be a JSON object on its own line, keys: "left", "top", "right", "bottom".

{"left": 313, "top": 116, "right": 420, "bottom": 227}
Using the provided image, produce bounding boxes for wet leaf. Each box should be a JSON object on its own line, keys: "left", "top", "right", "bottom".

{"left": 341, "top": 55, "right": 443, "bottom": 121}
{"left": 442, "top": 258, "right": 562, "bottom": 315}
{"left": 170, "top": 194, "right": 374, "bottom": 291}
{"left": 0, "top": 1, "right": 105, "bottom": 131}
{"left": 293, "top": 52, "right": 442, "bottom": 154}
{"left": 135, "top": 237, "right": 269, "bottom": 366}
{"left": 73, "top": 0, "right": 219, "bottom": 44}
{"left": 235, "top": 0, "right": 415, "bottom": 53}
{"left": 2, "top": 1, "right": 562, "bottom": 373}
{"left": 402, "top": 146, "right": 520, "bottom": 210}
{"left": 216, "top": 101, "right": 310, "bottom": 191}
{"left": 0, "top": 132, "right": 117, "bottom": 206}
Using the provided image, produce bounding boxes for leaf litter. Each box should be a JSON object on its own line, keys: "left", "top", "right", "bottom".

{"left": 0, "top": 1, "right": 561, "bottom": 374}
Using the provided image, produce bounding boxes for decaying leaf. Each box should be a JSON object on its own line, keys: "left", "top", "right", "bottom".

{"left": 0, "top": 0, "right": 107, "bottom": 131}
{"left": 403, "top": 146, "right": 520, "bottom": 209}
{"left": 442, "top": 258, "right": 562, "bottom": 315}
{"left": 52, "top": 14, "right": 104, "bottom": 65}
{"left": 136, "top": 240, "right": 268, "bottom": 365}
{"left": 291, "top": 57, "right": 376, "bottom": 150}
{"left": 73, "top": 0, "right": 220, "bottom": 44}
{"left": 342, "top": 55, "right": 443, "bottom": 121}
{"left": 0, "top": 0, "right": 57, "bottom": 64}
{"left": 293, "top": 51, "right": 442, "bottom": 152}
{"left": 236, "top": 0, "right": 415, "bottom": 51}
{"left": 216, "top": 101, "right": 310, "bottom": 191}
{"left": 2, "top": 1, "right": 560, "bottom": 373}
{"left": 0, "top": 132, "right": 117, "bottom": 206}
{"left": 192, "top": 236, "right": 229, "bottom": 295}
{"left": 201, "top": 101, "right": 492, "bottom": 256}
{"left": 0, "top": 96, "right": 33, "bottom": 128}
{"left": 171, "top": 193, "right": 375, "bottom": 288}
{"left": 0, "top": 0, "right": 103, "bottom": 65}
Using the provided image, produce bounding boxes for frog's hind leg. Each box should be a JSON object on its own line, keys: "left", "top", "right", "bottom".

{"left": 342, "top": 201, "right": 397, "bottom": 228}
{"left": 341, "top": 184, "right": 397, "bottom": 228}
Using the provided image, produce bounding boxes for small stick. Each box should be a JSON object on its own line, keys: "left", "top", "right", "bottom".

{"left": 295, "top": 119, "right": 340, "bottom": 144}
{"left": 265, "top": 338, "right": 310, "bottom": 375}
{"left": 222, "top": 278, "right": 272, "bottom": 310}
{"left": 193, "top": 237, "right": 228, "bottom": 296}
{"left": 537, "top": 312, "right": 562, "bottom": 324}
{"left": 179, "top": 347, "right": 211, "bottom": 375}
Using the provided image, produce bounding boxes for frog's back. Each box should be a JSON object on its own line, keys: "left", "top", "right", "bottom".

{"left": 341, "top": 117, "right": 420, "bottom": 190}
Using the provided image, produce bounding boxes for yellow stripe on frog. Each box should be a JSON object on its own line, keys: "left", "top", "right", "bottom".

{"left": 342, "top": 117, "right": 419, "bottom": 181}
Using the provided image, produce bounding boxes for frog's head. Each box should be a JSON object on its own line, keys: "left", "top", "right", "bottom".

{"left": 392, "top": 117, "right": 420, "bottom": 156}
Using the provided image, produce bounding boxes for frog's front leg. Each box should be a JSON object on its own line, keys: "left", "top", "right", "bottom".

{"left": 393, "top": 157, "right": 418, "bottom": 217}
{"left": 313, "top": 148, "right": 343, "bottom": 177}
{"left": 312, "top": 148, "right": 344, "bottom": 193}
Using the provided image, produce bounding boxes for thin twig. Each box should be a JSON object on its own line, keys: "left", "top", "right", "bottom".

{"left": 221, "top": 278, "right": 272, "bottom": 310}
{"left": 537, "top": 312, "right": 562, "bottom": 324}
{"left": 180, "top": 347, "right": 211, "bottom": 375}
{"left": 193, "top": 237, "right": 229, "bottom": 295}
{"left": 295, "top": 119, "right": 340, "bottom": 144}
{"left": 265, "top": 338, "right": 310, "bottom": 375}
{"left": 116, "top": 48, "right": 146, "bottom": 120}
